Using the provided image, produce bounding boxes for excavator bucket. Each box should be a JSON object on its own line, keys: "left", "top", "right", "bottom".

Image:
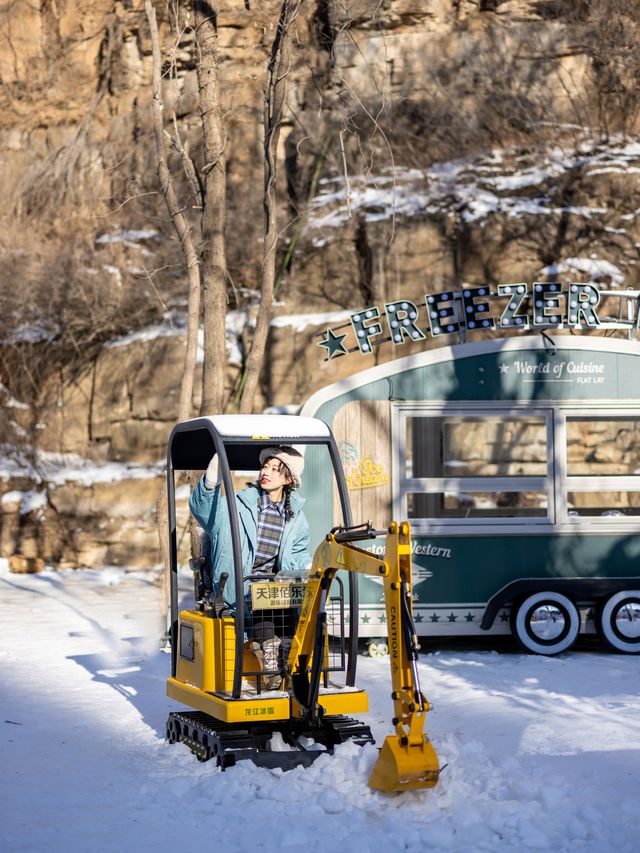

{"left": 368, "top": 734, "right": 440, "bottom": 793}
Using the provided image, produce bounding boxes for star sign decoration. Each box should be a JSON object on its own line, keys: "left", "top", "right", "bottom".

{"left": 317, "top": 327, "right": 349, "bottom": 359}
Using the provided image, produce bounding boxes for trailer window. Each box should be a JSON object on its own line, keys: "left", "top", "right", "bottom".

{"left": 566, "top": 417, "right": 640, "bottom": 476}
{"left": 401, "top": 412, "right": 552, "bottom": 525}
{"left": 407, "top": 416, "right": 548, "bottom": 478}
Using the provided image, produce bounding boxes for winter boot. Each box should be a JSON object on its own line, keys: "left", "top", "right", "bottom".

{"left": 241, "top": 641, "right": 265, "bottom": 694}
{"left": 279, "top": 636, "right": 293, "bottom": 671}
{"left": 259, "top": 636, "right": 282, "bottom": 690}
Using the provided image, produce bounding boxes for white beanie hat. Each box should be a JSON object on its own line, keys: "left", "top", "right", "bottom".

{"left": 259, "top": 446, "right": 304, "bottom": 488}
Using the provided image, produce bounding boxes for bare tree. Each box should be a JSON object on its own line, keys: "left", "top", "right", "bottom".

{"left": 193, "top": 1, "right": 229, "bottom": 415}
{"left": 145, "top": 0, "right": 201, "bottom": 422}
{"left": 145, "top": 0, "right": 203, "bottom": 633}
{"left": 238, "top": 0, "right": 303, "bottom": 413}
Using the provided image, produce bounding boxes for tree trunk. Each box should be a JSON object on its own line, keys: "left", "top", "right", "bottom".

{"left": 145, "top": 0, "right": 203, "bottom": 637}
{"left": 194, "top": 2, "right": 228, "bottom": 416}
{"left": 146, "top": 0, "right": 201, "bottom": 422}
{"left": 239, "top": 0, "right": 303, "bottom": 414}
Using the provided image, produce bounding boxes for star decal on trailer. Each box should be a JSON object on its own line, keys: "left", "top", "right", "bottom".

{"left": 317, "top": 328, "right": 349, "bottom": 359}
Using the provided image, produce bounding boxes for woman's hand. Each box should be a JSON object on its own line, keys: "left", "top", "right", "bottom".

{"left": 204, "top": 455, "right": 221, "bottom": 489}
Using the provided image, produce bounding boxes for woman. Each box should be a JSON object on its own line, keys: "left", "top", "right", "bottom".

{"left": 189, "top": 445, "right": 311, "bottom": 688}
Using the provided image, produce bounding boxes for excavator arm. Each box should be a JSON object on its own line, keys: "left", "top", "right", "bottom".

{"left": 287, "top": 520, "right": 440, "bottom": 792}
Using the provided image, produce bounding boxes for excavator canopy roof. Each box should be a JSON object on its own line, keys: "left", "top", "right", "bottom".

{"left": 168, "top": 414, "right": 333, "bottom": 471}
{"left": 186, "top": 414, "right": 330, "bottom": 438}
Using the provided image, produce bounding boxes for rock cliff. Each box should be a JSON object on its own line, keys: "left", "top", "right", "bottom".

{"left": 1, "top": 1, "right": 639, "bottom": 567}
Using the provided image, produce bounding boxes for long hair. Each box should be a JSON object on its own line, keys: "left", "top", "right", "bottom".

{"left": 282, "top": 483, "right": 294, "bottom": 520}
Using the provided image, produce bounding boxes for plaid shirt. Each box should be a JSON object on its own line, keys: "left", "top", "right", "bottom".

{"left": 253, "top": 491, "right": 286, "bottom": 573}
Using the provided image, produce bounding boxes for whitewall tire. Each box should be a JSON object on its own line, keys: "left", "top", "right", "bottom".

{"left": 511, "top": 591, "right": 580, "bottom": 655}
{"left": 597, "top": 591, "right": 640, "bottom": 654}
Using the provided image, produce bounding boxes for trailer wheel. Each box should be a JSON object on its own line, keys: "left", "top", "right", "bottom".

{"left": 367, "top": 639, "right": 389, "bottom": 657}
{"left": 511, "top": 592, "right": 580, "bottom": 655}
{"left": 597, "top": 591, "right": 640, "bottom": 654}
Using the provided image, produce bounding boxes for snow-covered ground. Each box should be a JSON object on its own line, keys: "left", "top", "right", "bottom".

{"left": 1, "top": 561, "right": 639, "bottom": 853}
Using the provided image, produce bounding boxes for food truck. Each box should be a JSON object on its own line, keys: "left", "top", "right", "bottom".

{"left": 300, "top": 284, "right": 640, "bottom": 655}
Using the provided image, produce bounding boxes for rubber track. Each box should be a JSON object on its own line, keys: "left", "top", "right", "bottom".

{"left": 167, "top": 711, "right": 374, "bottom": 770}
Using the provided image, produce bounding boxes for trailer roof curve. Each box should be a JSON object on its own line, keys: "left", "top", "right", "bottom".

{"left": 301, "top": 334, "right": 640, "bottom": 417}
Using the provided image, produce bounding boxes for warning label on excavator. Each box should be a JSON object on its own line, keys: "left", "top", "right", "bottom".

{"left": 250, "top": 580, "right": 306, "bottom": 610}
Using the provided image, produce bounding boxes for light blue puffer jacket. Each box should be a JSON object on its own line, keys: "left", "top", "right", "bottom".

{"left": 189, "top": 477, "right": 311, "bottom": 605}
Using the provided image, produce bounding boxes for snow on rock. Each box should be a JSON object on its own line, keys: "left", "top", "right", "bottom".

{"left": 1, "top": 568, "right": 639, "bottom": 852}
{"left": 43, "top": 455, "right": 164, "bottom": 486}
{"left": 224, "top": 309, "right": 249, "bottom": 366}
{"left": 539, "top": 257, "right": 625, "bottom": 285}
{"left": 95, "top": 229, "right": 160, "bottom": 246}
{"left": 305, "top": 135, "right": 640, "bottom": 241}
{"left": 270, "top": 309, "right": 355, "bottom": 333}
{"left": 263, "top": 405, "right": 301, "bottom": 415}
{"left": 103, "top": 308, "right": 248, "bottom": 367}
{"left": 0, "top": 489, "right": 23, "bottom": 506}
{"left": 0, "top": 383, "right": 30, "bottom": 409}
{"left": 103, "top": 311, "right": 190, "bottom": 349}
{"left": 10, "top": 488, "right": 48, "bottom": 514}
{"left": 0, "top": 444, "right": 163, "bottom": 486}
{"left": 6, "top": 323, "right": 58, "bottom": 344}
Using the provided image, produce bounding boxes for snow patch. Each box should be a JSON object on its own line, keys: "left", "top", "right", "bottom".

{"left": 8, "top": 323, "right": 57, "bottom": 344}
{"left": 539, "top": 257, "right": 624, "bottom": 284}
{"left": 271, "top": 309, "right": 354, "bottom": 332}
{"left": 95, "top": 229, "right": 159, "bottom": 246}
{"left": 0, "top": 383, "right": 30, "bottom": 409}
{"left": 0, "top": 444, "right": 163, "bottom": 486}
{"left": 306, "top": 136, "right": 640, "bottom": 237}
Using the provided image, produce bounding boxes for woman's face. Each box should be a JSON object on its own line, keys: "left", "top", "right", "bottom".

{"left": 259, "top": 458, "right": 291, "bottom": 499}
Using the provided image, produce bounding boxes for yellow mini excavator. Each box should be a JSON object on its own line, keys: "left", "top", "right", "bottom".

{"left": 164, "top": 414, "right": 440, "bottom": 792}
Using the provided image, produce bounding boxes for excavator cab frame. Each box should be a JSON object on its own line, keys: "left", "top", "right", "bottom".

{"left": 166, "top": 414, "right": 359, "bottom": 699}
